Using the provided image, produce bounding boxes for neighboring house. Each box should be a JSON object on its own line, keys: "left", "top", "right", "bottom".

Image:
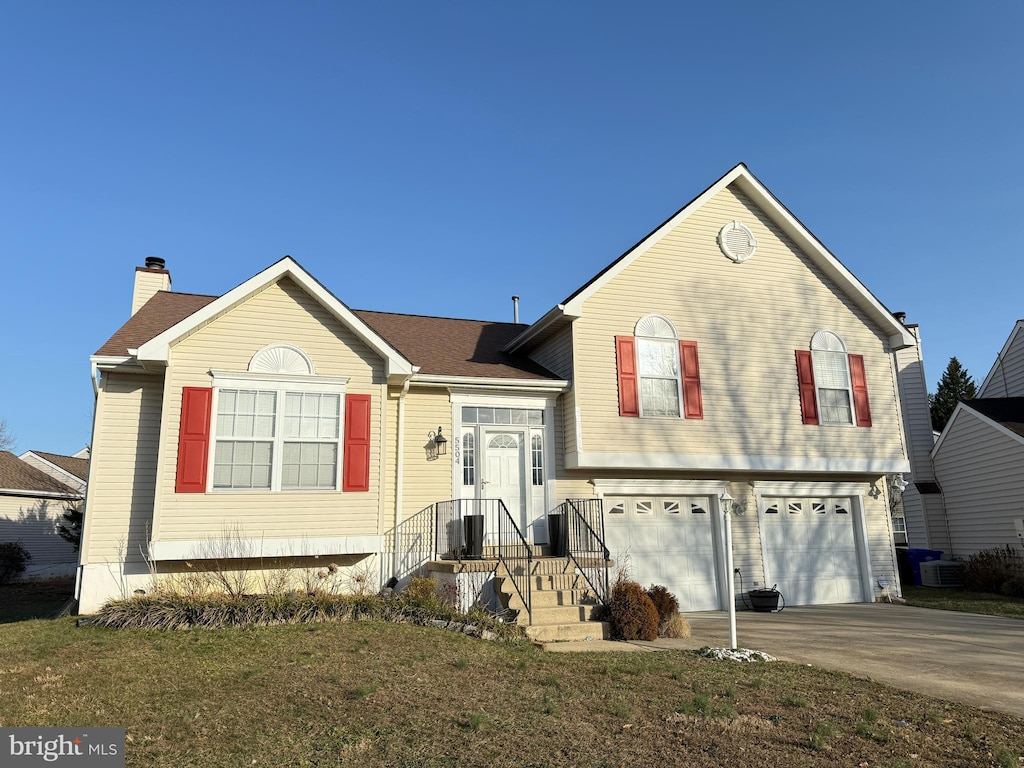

{"left": 0, "top": 451, "right": 84, "bottom": 578}
{"left": 18, "top": 448, "right": 90, "bottom": 494}
{"left": 902, "top": 320, "right": 1024, "bottom": 557}
{"left": 78, "top": 164, "right": 915, "bottom": 621}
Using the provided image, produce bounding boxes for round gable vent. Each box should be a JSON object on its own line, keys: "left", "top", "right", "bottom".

{"left": 718, "top": 220, "right": 758, "bottom": 263}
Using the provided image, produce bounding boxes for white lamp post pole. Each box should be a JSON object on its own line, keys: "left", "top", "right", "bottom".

{"left": 720, "top": 489, "right": 737, "bottom": 651}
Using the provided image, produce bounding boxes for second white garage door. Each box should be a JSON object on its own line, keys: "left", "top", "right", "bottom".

{"left": 761, "top": 497, "right": 865, "bottom": 605}
{"left": 603, "top": 496, "right": 721, "bottom": 612}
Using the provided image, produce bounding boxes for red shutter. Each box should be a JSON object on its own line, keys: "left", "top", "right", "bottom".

{"left": 679, "top": 340, "right": 703, "bottom": 419}
{"left": 175, "top": 387, "right": 212, "bottom": 493}
{"left": 849, "top": 354, "right": 872, "bottom": 427}
{"left": 795, "top": 350, "right": 819, "bottom": 425}
{"left": 343, "top": 394, "right": 372, "bottom": 492}
{"left": 615, "top": 336, "right": 639, "bottom": 417}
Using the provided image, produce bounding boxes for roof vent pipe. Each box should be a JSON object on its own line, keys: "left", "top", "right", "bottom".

{"left": 512, "top": 295, "right": 520, "bottom": 324}
{"left": 145, "top": 256, "right": 166, "bottom": 270}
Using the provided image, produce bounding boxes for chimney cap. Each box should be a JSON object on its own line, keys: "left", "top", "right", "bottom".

{"left": 893, "top": 311, "right": 907, "bottom": 323}
{"left": 144, "top": 256, "right": 166, "bottom": 271}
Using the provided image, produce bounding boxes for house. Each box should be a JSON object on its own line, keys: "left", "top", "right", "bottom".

{"left": 903, "top": 320, "right": 1024, "bottom": 557}
{"left": 0, "top": 451, "right": 84, "bottom": 578}
{"left": 78, "top": 164, "right": 915, "bottom": 630}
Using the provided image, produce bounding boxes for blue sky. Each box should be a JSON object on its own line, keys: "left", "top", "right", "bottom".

{"left": 2, "top": 2, "right": 1021, "bottom": 454}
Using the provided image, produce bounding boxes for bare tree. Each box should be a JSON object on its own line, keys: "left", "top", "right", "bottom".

{"left": 0, "top": 419, "right": 13, "bottom": 451}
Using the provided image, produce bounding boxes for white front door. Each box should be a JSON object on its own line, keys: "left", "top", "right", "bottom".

{"left": 481, "top": 431, "right": 527, "bottom": 542}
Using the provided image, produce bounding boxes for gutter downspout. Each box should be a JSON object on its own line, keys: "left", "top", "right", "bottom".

{"left": 393, "top": 377, "right": 412, "bottom": 581}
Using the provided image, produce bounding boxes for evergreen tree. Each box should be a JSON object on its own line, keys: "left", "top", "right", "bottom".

{"left": 56, "top": 502, "right": 83, "bottom": 551}
{"left": 929, "top": 357, "right": 977, "bottom": 432}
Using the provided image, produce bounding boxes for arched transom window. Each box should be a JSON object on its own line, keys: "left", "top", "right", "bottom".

{"left": 810, "top": 330, "right": 853, "bottom": 425}
{"left": 635, "top": 315, "right": 682, "bottom": 417}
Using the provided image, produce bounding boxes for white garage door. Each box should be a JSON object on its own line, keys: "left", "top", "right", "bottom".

{"left": 603, "top": 496, "right": 721, "bottom": 612}
{"left": 762, "top": 497, "right": 864, "bottom": 605}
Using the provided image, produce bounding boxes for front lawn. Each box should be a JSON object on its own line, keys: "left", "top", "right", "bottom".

{"left": 902, "top": 585, "right": 1024, "bottom": 620}
{"left": 0, "top": 577, "right": 75, "bottom": 623}
{"left": 1, "top": 616, "right": 1022, "bottom": 767}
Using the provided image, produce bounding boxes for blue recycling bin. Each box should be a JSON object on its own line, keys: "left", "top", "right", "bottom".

{"left": 905, "top": 548, "right": 943, "bottom": 586}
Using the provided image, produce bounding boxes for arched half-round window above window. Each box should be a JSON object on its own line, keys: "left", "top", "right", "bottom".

{"left": 810, "top": 331, "right": 852, "bottom": 425}
{"left": 248, "top": 344, "right": 315, "bottom": 376}
{"left": 633, "top": 315, "right": 682, "bottom": 418}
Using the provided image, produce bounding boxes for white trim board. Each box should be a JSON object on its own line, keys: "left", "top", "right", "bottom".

{"left": 592, "top": 479, "right": 729, "bottom": 496}
{"left": 565, "top": 451, "right": 910, "bottom": 474}
{"left": 979, "top": 320, "right": 1024, "bottom": 397}
{"left": 149, "top": 535, "right": 383, "bottom": 561}
{"left": 135, "top": 257, "right": 415, "bottom": 381}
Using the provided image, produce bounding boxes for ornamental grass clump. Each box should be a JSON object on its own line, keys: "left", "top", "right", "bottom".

{"left": 90, "top": 579, "right": 525, "bottom": 640}
{"left": 609, "top": 577, "right": 659, "bottom": 641}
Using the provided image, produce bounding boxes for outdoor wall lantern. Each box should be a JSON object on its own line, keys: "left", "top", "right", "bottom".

{"left": 427, "top": 427, "right": 447, "bottom": 460}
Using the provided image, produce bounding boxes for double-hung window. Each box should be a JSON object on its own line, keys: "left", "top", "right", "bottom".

{"left": 210, "top": 371, "right": 347, "bottom": 492}
{"left": 615, "top": 314, "right": 703, "bottom": 419}
{"left": 795, "top": 330, "right": 872, "bottom": 427}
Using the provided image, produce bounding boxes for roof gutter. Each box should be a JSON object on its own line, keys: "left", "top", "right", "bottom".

{"left": 410, "top": 374, "right": 569, "bottom": 392}
{"left": 501, "top": 304, "right": 577, "bottom": 354}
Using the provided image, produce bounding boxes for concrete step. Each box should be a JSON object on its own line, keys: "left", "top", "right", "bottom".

{"left": 530, "top": 604, "right": 602, "bottom": 624}
{"left": 530, "top": 589, "right": 590, "bottom": 607}
{"left": 533, "top": 573, "right": 582, "bottom": 590}
{"left": 526, "top": 620, "right": 610, "bottom": 643}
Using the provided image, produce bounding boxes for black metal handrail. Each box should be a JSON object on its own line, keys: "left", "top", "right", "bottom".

{"left": 434, "top": 498, "right": 503, "bottom": 562}
{"left": 565, "top": 498, "right": 611, "bottom": 605}
{"left": 496, "top": 499, "right": 531, "bottom": 623}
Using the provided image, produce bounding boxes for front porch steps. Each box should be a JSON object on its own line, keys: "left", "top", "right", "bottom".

{"left": 494, "top": 557, "right": 610, "bottom": 643}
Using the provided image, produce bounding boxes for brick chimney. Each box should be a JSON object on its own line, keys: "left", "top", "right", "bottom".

{"left": 132, "top": 257, "right": 171, "bottom": 316}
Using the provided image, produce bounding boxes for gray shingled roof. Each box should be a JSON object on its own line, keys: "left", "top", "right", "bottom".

{"left": 0, "top": 452, "right": 77, "bottom": 495}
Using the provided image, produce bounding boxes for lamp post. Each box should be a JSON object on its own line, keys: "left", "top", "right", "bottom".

{"left": 719, "top": 489, "right": 737, "bottom": 651}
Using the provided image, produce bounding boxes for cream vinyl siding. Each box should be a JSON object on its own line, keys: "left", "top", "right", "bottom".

{"left": 574, "top": 185, "right": 904, "bottom": 464}
{"left": 80, "top": 373, "right": 164, "bottom": 564}
{"left": 131, "top": 270, "right": 170, "bottom": 315}
{"left": 980, "top": 325, "right": 1024, "bottom": 397}
{"left": 398, "top": 387, "right": 453, "bottom": 520}
{"left": 0, "top": 494, "right": 77, "bottom": 570}
{"left": 529, "top": 326, "right": 574, "bottom": 380}
{"left": 152, "top": 278, "right": 387, "bottom": 544}
{"left": 863, "top": 484, "right": 899, "bottom": 594}
{"left": 933, "top": 410, "right": 1024, "bottom": 557}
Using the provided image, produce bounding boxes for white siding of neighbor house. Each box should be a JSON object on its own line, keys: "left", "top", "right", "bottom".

{"left": 932, "top": 409, "right": 1024, "bottom": 557}
{"left": 80, "top": 373, "right": 164, "bottom": 565}
{"left": 980, "top": 322, "right": 1024, "bottom": 398}
{"left": 0, "top": 493, "right": 78, "bottom": 576}
{"left": 151, "top": 277, "right": 388, "bottom": 545}
{"left": 572, "top": 184, "right": 906, "bottom": 467}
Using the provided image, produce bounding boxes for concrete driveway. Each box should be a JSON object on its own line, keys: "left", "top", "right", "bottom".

{"left": 548, "top": 604, "right": 1024, "bottom": 718}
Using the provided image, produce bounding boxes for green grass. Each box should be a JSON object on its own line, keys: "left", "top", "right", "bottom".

{"left": 1, "top": 599, "right": 1023, "bottom": 766}
{"left": 902, "top": 585, "right": 1024, "bottom": 619}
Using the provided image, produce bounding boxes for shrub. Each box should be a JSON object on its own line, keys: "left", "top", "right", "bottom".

{"left": 646, "top": 584, "right": 679, "bottom": 623}
{"left": 961, "top": 546, "right": 1024, "bottom": 595}
{"left": 0, "top": 541, "right": 31, "bottom": 584}
{"left": 660, "top": 612, "right": 691, "bottom": 639}
{"left": 609, "top": 578, "right": 659, "bottom": 641}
